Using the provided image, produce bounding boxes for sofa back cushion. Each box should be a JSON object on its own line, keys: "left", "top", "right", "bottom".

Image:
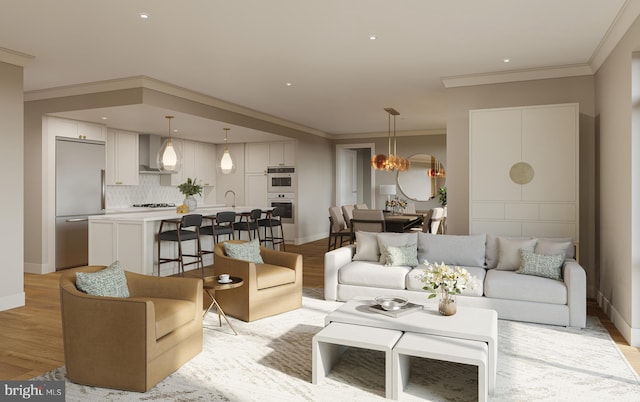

{"left": 417, "top": 233, "right": 486, "bottom": 267}
{"left": 486, "top": 234, "right": 575, "bottom": 269}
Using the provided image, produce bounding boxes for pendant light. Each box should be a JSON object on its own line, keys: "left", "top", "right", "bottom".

{"left": 157, "top": 116, "right": 181, "bottom": 173}
{"left": 371, "top": 108, "right": 409, "bottom": 172}
{"left": 219, "top": 127, "right": 236, "bottom": 174}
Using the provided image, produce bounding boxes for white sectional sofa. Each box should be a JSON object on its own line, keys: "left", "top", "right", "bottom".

{"left": 324, "top": 232, "right": 586, "bottom": 328}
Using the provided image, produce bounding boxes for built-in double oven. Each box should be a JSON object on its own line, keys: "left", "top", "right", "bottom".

{"left": 266, "top": 166, "right": 295, "bottom": 224}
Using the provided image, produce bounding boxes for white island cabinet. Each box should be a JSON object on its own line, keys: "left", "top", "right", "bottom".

{"left": 88, "top": 206, "right": 268, "bottom": 276}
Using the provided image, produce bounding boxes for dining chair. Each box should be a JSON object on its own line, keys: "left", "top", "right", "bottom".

{"left": 354, "top": 203, "right": 369, "bottom": 209}
{"left": 341, "top": 205, "right": 355, "bottom": 229}
{"left": 351, "top": 209, "right": 386, "bottom": 234}
{"left": 430, "top": 207, "right": 445, "bottom": 234}
{"left": 327, "top": 206, "right": 352, "bottom": 251}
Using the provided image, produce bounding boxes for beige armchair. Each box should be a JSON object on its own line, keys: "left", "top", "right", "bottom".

{"left": 213, "top": 240, "right": 302, "bottom": 322}
{"left": 60, "top": 266, "right": 203, "bottom": 392}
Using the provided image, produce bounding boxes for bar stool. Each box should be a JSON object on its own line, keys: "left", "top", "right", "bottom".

{"left": 258, "top": 207, "right": 285, "bottom": 250}
{"left": 201, "top": 211, "right": 236, "bottom": 245}
{"left": 157, "top": 214, "right": 204, "bottom": 277}
{"left": 234, "top": 209, "right": 262, "bottom": 241}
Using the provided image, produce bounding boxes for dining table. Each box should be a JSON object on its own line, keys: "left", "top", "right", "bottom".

{"left": 383, "top": 213, "right": 424, "bottom": 233}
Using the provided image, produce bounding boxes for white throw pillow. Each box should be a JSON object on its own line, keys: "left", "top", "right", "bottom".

{"left": 496, "top": 237, "right": 537, "bottom": 270}
{"left": 352, "top": 231, "right": 380, "bottom": 262}
{"left": 376, "top": 232, "right": 418, "bottom": 264}
{"left": 535, "top": 238, "right": 574, "bottom": 259}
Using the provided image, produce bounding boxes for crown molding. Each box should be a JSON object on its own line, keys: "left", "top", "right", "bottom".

{"left": 441, "top": 64, "right": 593, "bottom": 88}
{"left": 589, "top": 0, "right": 640, "bottom": 72}
{"left": 330, "top": 128, "right": 446, "bottom": 140}
{"left": 24, "top": 75, "right": 329, "bottom": 138}
{"left": 0, "top": 47, "right": 34, "bottom": 67}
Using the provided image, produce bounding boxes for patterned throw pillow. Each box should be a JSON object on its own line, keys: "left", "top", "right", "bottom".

{"left": 516, "top": 250, "right": 564, "bottom": 281}
{"left": 76, "top": 260, "right": 130, "bottom": 297}
{"left": 224, "top": 239, "right": 264, "bottom": 264}
{"left": 383, "top": 244, "right": 419, "bottom": 267}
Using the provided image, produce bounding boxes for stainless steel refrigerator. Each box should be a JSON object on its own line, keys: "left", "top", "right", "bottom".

{"left": 55, "top": 137, "right": 106, "bottom": 270}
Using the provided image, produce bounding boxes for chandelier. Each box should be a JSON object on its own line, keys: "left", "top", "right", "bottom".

{"left": 371, "top": 108, "right": 409, "bottom": 172}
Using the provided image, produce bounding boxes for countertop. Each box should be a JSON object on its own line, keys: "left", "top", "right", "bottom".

{"left": 92, "top": 205, "right": 271, "bottom": 222}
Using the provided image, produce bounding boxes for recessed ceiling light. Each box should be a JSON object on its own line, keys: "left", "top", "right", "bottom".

{"left": 173, "top": 129, "right": 178, "bottom": 133}
{"left": 139, "top": 13, "right": 149, "bottom": 19}
{"left": 285, "top": 82, "right": 293, "bottom": 87}
{"left": 101, "top": 116, "right": 108, "bottom": 120}
{"left": 369, "top": 35, "right": 377, "bottom": 40}
{"left": 503, "top": 58, "right": 511, "bottom": 63}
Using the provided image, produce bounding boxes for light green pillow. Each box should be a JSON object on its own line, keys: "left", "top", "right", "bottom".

{"left": 76, "top": 260, "right": 130, "bottom": 298}
{"left": 224, "top": 239, "right": 264, "bottom": 264}
{"left": 383, "top": 244, "right": 419, "bottom": 267}
{"left": 516, "top": 250, "right": 564, "bottom": 281}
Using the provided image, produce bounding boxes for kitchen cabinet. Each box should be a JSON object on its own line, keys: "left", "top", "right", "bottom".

{"left": 245, "top": 143, "right": 270, "bottom": 173}
{"left": 245, "top": 173, "right": 268, "bottom": 207}
{"left": 47, "top": 116, "right": 106, "bottom": 142}
{"left": 469, "top": 103, "right": 578, "bottom": 239}
{"left": 269, "top": 142, "right": 296, "bottom": 166}
{"left": 106, "top": 129, "right": 139, "bottom": 185}
{"left": 161, "top": 140, "right": 216, "bottom": 187}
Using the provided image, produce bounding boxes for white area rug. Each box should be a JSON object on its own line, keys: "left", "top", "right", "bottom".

{"left": 37, "top": 289, "right": 640, "bottom": 401}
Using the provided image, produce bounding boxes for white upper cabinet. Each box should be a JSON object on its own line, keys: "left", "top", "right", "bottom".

{"left": 194, "top": 142, "right": 216, "bottom": 187}
{"left": 269, "top": 142, "right": 296, "bottom": 166}
{"left": 47, "top": 116, "right": 106, "bottom": 142}
{"left": 469, "top": 103, "right": 578, "bottom": 239}
{"left": 246, "top": 143, "right": 270, "bottom": 173}
{"left": 106, "top": 129, "right": 139, "bottom": 185}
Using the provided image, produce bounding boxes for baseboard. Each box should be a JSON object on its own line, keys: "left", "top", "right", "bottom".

{"left": 24, "top": 262, "right": 54, "bottom": 274}
{"left": 597, "top": 290, "right": 640, "bottom": 347}
{"left": 0, "top": 291, "right": 25, "bottom": 312}
{"left": 295, "top": 233, "right": 327, "bottom": 246}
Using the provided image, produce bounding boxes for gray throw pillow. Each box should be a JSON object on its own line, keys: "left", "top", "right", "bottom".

{"left": 496, "top": 237, "right": 537, "bottom": 270}
{"left": 383, "top": 244, "right": 419, "bottom": 267}
{"left": 516, "top": 249, "right": 564, "bottom": 281}
{"left": 76, "top": 260, "right": 130, "bottom": 298}
{"left": 352, "top": 231, "right": 380, "bottom": 262}
{"left": 224, "top": 239, "right": 264, "bottom": 264}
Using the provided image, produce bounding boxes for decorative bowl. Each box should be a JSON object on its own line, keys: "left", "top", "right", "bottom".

{"left": 375, "top": 296, "right": 409, "bottom": 311}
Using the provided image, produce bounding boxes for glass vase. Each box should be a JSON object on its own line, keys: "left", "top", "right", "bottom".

{"left": 438, "top": 291, "right": 457, "bottom": 316}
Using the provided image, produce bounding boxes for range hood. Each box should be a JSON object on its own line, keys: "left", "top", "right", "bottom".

{"left": 139, "top": 134, "right": 171, "bottom": 174}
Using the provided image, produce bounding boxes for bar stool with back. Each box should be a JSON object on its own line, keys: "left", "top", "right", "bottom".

{"left": 258, "top": 207, "right": 286, "bottom": 250}
{"left": 201, "top": 211, "right": 236, "bottom": 249}
{"left": 233, "top": 209, "right": 262, "bottom": 241}
{"left": 157, "top": 214, "right": 205, "bottom": 277}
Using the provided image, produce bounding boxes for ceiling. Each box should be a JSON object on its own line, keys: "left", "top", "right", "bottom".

{"left": 1, "top": 0, "right": 637, "bottom": 143}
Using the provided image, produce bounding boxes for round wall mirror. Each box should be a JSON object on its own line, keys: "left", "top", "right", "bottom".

{"left": 396, "top": 154, "right": 446, "bottom": 201}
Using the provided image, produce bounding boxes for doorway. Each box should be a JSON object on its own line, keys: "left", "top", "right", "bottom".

{"left": 335, "top": 143, "right": 376, "bottom": 209}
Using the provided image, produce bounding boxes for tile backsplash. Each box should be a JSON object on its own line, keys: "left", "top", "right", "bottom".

{"left": 106, "top": 174, "right": 215, "bottom": 208}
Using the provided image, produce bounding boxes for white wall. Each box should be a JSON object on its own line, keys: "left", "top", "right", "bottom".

{"left": 594, "top": 15, "right": 640, "bottom": 346}
{"left": 0, "top": 61, "right": 25, "bottom": 311}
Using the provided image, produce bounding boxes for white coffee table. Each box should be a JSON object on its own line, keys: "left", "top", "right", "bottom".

{"left": 324, "top": 297, "right": 498, "bottom": 395}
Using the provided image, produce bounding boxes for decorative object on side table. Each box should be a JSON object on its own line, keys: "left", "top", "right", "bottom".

{"left": 178, "top": 177, "right": 202, "bottom": 212}
{"left": 417, "top": 261, "right": 476, "bottom": 316}
{"left": 385, "top": 196, "right": 407, "bottom": 215}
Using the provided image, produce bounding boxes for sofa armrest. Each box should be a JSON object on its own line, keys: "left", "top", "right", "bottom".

{"left": 324, "top": 245, "right": 356, "bottom": 300}
{"left": 261, "top": 247, "right": 302, "bottom": 270}
{"left": 563, "top": 259, "right": 586, "bottom": 328}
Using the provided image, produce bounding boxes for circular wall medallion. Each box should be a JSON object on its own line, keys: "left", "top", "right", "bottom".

{"left": 509, "top": 162, "right": 534, "bottom": 185}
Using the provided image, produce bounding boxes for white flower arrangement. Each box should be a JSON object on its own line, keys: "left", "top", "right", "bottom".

{"left": 417, "top": 261, "right": 477, "bottom": 299}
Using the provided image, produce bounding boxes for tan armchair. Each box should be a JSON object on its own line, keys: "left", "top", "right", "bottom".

{"left": 60, "top": 266, "right": 203, "bottom": 392}
{"left": 213, "top": 240, "right": 302, "bottom": 322}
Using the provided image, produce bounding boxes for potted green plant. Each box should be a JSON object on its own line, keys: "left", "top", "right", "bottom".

{"left": 438, "top": 187, "right": 447, "bottom": 207}
{"left": 177, "top": 177, "right": 202, "bottom": 212}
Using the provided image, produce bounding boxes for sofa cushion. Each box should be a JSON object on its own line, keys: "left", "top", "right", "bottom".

{"left": 484, "top": 269, "right": 567, "bottom": 304}
{"left": 256, "top": 264, "right": 296, "bottom": 290}
{"left": 224, "top": 239, "right": 264, "bottom": 264}
{"left": 406, "top": 265, "right": 485, "bottom": 297}
{"left": 535, "top": 238, "right": 574, "bottom": 259}
{"left": 516, "top": 250, "right": 564, "bottom": 281}
{"left": 136, "top": 297, "right": 195, "bottom": 340}
{"left": 339, "top": 261, "right": 410, "bottom": 290}
{"left": 75, "top": 260, "right": 130, "bottom": 298}
{"left": 496, "top": 237, "right": 537, "bottom": 270}
{"left": 352, "top": 231, "right": 380, "bottom": 262}
{"left": 383, "top": 244, "right": 419, "bottom": 267}
{"left": 377, "top": 232, "right": 418, "bottom": 264}
{"left": 417, "top": 233, "right": 486, "bottom": 267}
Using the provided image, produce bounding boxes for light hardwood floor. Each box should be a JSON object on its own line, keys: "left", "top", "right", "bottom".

{"left": 1, "top": 238, "right": 638, "bottom": 381}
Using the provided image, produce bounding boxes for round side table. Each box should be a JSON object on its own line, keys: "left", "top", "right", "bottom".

{"left": 203, "top": 275, "right": 244, "bottom": 335}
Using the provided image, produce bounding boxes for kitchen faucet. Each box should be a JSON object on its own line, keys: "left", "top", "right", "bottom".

{"left": 225, "top": 190, "right": 236, "bottom": 208}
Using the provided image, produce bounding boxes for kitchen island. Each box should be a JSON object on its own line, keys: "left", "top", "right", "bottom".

{"left": 88, "top": 206, "right": 271, "bottom": 276}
